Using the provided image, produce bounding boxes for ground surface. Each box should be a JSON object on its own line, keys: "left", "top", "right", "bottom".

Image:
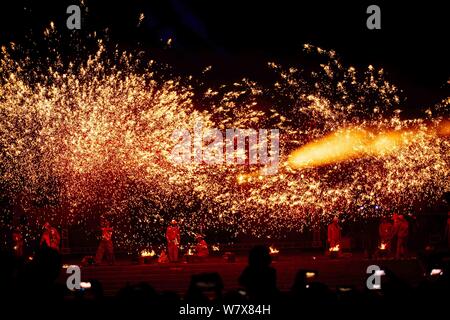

{"left": 58, "top": 253, "right": 424, "bottom": 296}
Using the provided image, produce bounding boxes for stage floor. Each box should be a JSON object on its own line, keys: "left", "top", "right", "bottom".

{"left": 59, "top": 253, "right": 425, "bottom": 296}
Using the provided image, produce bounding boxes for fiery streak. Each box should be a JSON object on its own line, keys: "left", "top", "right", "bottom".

{"left": 289, "top": 121, "right": 450, "bottom": 169}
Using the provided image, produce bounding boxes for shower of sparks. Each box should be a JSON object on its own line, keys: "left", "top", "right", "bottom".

{"left": 0, "top": 36, "right": 449, "bottom": 249}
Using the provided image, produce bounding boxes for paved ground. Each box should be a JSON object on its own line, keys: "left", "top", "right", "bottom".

{"left": 59, "top": 253, "right": 424, "bottom": 296}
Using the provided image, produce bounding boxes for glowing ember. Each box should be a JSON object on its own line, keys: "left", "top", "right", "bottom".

{"left": 430, "top": 269, "right": 443, "bottom": 276}
{"left": 379, "top": 243, "right": 387, "bottom": 250}
{"left": 269, "top": 246, "right": 280, "bottom": 254}
{"left": 212, "top": 245, "right": 220, "bottom": 252}
{"left": 329, "top": 245, "right": 340, "bottom": 252}
{"left": 80, "top": 282, "right": 91, "bottom": 289}
{"left": 140, "top": 249, "right": 156, "bottom": 257}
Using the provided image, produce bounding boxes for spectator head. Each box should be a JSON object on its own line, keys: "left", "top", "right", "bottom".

{"left": 248, "top": 245, "right": 271, "bottom": 268}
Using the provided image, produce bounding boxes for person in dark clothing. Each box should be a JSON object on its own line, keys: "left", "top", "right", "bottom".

{"left": 238, "top": 245, "right": 278, "bottom": 301}
{"left": 362, "top": 217, "right": 379, "bottom": 259}
{"left": 444, "top": 211, "right": 450, "bottom": 250}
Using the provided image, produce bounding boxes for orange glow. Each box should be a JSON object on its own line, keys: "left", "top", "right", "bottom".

{"left": 329, "top": 245, "right": 340, "bottom": 252}
{"left": 379, "top": 243, "right": 387, "bottom": 250}
{"left": 288, "top": 129, "right": 367, "bottom": 168}
{"left": 140, "top": 249, "right": 155, "bottom": 257}
{"left": 269, "top": 246, "right": 280, "bottom": 254}
{"left": 288, "top": 122, "right": 450, "bottom": 169}
{"left": 438, "top": 120, "right": 450, "bottom": 136}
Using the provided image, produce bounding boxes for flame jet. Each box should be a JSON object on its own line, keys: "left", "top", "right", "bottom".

{"left": 288, "top": 120, "right": 450, "bottom": 169}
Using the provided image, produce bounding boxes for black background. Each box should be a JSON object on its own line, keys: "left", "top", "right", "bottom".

{"left": 0, "top": 0, "right": 448, "bottom": 112}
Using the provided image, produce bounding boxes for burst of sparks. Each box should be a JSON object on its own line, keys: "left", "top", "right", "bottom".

{"left": 0, "top": 39, "right": 449, "bottom": 249}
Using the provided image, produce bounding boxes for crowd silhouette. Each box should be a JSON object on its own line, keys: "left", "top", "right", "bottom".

{"left": 1, "top": 244, "right": 449, "bottom": 318}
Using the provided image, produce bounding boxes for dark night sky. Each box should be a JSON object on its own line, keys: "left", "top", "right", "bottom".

{"left": 0, "top": 0, "right": 448, "bottom": 112}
